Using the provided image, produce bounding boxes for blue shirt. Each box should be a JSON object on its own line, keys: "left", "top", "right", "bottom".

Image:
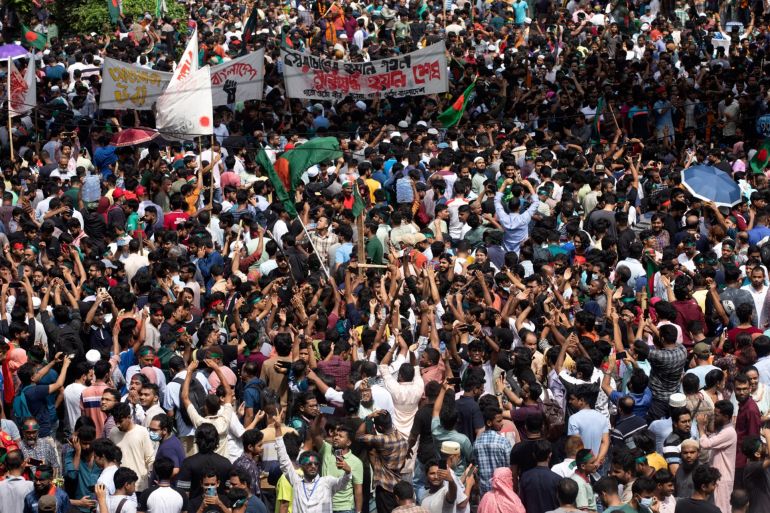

{"left": 513, "top": 0, "right": 527, "bottom": 23}
{"left": 749, "top": 224, "right": 770, "bottom": 246}
{"left": 494, "top": 192, "right": 539, "bottom": 254}
{"left": 63, "top": 446, "right": 101, "bottom": 512}
{"left": 610, "top": 387, "right": 653, "bottom": 419}
{"left": 335, "top": 242, "right": 354, "bottom": 266}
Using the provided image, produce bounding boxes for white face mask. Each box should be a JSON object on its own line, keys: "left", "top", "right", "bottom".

{"left": 639, "top": 497, "right": 654, "bottom": 508}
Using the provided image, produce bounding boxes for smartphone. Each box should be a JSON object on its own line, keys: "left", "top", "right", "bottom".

{"left": 447, "top": 377, "right": 461, "bottom": 385}
{"left": 334, "top": 449, "right": 343, "bottom": 460}
{"left": 616, "top": 351, "right": 627, "bottom": 360}
{"left": 28, "top": 458, "right": 43, "bottom": 466}
{"left": 438, "top": 457, "right": 447, "bottom": 470}
{"left": 319, "top": 405, "right": 336, "bottom": 415}
{"left": 206, "top": 486, "right": 217, "bottom": 497}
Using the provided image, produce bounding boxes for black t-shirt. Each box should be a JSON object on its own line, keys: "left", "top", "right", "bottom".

{"left": 410, "top": 403, "right": 438, "bottom": 465}
{"left": 188, "top": 494, "right": 230, "bottom": 513}
{"left": 509, "top": 439, "right": 542, "bottom": 476}
{"left": 744, "top": 461, "right": 770, "bottom": 513}
{"left": 674, "top": 498, "right": 721, "bottom": 513}
{"left": 455, "top": 396, "right": 484, "bottom": 444}
{"left": 176, "top": 452, "right": 233, "bottom": 499}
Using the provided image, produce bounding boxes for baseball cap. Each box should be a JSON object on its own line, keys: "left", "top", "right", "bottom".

{"left": 38, "top": 497, "right": 57, "bottom": 513}
{"left": 693, "top": 342, "right": 711, "bottom": 358}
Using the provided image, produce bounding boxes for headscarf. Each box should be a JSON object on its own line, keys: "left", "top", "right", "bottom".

{"left": 477, "top": 467, "right": 526, "bottom": 513}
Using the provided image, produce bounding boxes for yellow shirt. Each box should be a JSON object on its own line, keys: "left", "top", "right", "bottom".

{"left": 275, "top": 468, "right": 302, "bottom": 513}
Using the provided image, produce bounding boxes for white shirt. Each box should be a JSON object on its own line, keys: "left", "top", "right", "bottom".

{"left": 0, "top": 476, "right": 33, "bottom": 513}
{"left": 742, "top": 283, "right": 769, "bottom": 326}
{"left": 140, "top": 486, "right": 184, "bottom": 513}
{"left": 64, "top": 382, "right": 87, "bottom": 431}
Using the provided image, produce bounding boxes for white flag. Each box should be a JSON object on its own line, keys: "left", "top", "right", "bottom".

{"left": 170, "top": 27, "right": 198, "bottom": 85}
{"left": 156, "top": 65, "right": 213, "bottom": 140}
{"left": 9, "top": 56, "right": 35, "bottom": 117}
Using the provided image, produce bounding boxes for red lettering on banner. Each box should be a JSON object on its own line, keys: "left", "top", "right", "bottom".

{"left": 9, "top": 70, "right": 28, "bottom": 111}
{"left": 412, "top": 61, "right": 441, "bottom": 85}
{"left": 176, "top": 50, "right": 194, "bottom": 82}
{"left": 366, "top": 70, "right": 407, "bottom": 90}
{"left": 211, "top": 63, "right": 258, "bottom": 86}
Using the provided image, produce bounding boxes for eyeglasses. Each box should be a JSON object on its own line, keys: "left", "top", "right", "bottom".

{"left": 302, "top": 460, "right": 320, "bottom": 467}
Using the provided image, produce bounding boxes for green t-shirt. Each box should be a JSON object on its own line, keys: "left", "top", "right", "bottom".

{"left": 320, "top": 441, "right": 364, "bottom": 511}
{"left": 127, "top": 212, "right": 139, "bottom": 232}
{"left": 430, "top": 416, "right": 472, "bottom": 477}
{"left": 366, "top": 236, "right": 384, "bottom": 265}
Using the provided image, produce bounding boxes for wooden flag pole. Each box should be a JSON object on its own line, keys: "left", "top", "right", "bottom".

{"left": 6, "top": 58, "right": 14, "bottom": 162}
{"left": 357, "top": 211, "right": 365, "bottom": 278}
{"left": 210, "top": 135, "right": 217, "bottom": 206}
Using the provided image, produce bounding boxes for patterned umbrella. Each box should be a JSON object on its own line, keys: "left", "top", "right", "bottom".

{"left": 110, "top": 128, "right": 159, "bottom": 147}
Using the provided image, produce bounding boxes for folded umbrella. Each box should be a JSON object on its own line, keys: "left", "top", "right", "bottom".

{"left": 680, "top": 164, "right": 742, "bottom": 208}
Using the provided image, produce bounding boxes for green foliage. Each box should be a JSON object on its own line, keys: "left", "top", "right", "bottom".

{"left": 65, "top": 0, "right": 186, "bottom": 35}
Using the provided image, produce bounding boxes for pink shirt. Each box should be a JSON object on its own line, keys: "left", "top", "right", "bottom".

{"left": 208, "top": 365, "right": 238, "bottom": 393}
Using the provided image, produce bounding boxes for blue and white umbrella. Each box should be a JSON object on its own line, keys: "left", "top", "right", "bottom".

{"left": 680, "top": 164, "right": 742, "bottom": 208}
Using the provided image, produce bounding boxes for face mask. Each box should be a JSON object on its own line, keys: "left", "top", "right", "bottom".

{"left": 639, "top": 497, "right": 654, "bottom": 508}
{"left": 149, "top": 432, "right": 162, "bottom": 442}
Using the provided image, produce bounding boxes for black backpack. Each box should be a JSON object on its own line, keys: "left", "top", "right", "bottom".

{"left": 172, "top": 374, "right": 207, "bottom": 426}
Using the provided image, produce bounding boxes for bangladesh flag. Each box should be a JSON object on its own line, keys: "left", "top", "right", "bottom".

{"left": 242, "top": 5, "right": 259, "bottom": 47}
{"left": 751, "top": 139, "right": 770, "bottom": 175}
{"left": 282, "top": 26, "right": 294, "bottom": 49}
{"left": 437, "top": 81, "right": 476, "bottom": 128}
{"left": 257, "top": 137, "right": 342, "bottom": 217}
{"left": 21, "top": 25, "right": 46, "bottom": 51}
{"left": 590, "top": 96, "right": 606, "bottom": 145}
{"left": 107, "top": 0, "right": 121, "bottom": 24}
{"left": 352, "top": 182, "right": 365, "bottom": 218}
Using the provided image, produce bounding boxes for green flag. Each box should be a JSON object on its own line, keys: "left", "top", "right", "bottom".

{"left": 351, "top": 182, "right": 365, "bottom": 218}
{"left": 750, "top": 139, "right": 770, "bottom": 175}
{"left": 21, "top": 25, "right": 46, "bottom": 51}
{"left": 256, "top": 148, "right": 296, "bottom": 217}
{"left": 259, "top": 137, "right": 343, "bottom": 217}
{"left": 437, "top": 81, "right": 476, "bottom": 128}
{"left": 107, "top": 0, "right": 121, "bottom": 24}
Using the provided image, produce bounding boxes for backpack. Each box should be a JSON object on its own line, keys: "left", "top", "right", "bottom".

{"left": 12, "top": 385, "right": 33, "bottom": 427}
{"left": 172, "top": 375, "right": 207, "bottom": 426}
{"left": 540, "top": 392, "right": 566, "bottom": 442}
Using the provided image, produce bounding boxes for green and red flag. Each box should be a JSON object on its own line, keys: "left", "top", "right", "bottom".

{"left": 750, "top": 139, "right": 770, "bottom": 175}
{"left": 21, "top": 25, "right": 46, "bottom": 51}
{"left": 351, "top": 182, "right": 365, "bottom": 218}
{"left": 281, "top": 25, "right": 294, "bottom": 49}
{"left": 437, "top": 80, "right": 476, "bottom": 128}
{"left": 107, "top": 0, "right": 122, "bottom": 24}
{"left": 242, "top": 5, "right": 259, "bottom": 47}
{"left": 257, "top": 137, "right": 342, "bottom": 217}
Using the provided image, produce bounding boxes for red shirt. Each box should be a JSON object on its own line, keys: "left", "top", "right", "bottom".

{"left": 736, "top": 397, "right": 761, "bottom": 468}
{"left": 164, "top": 210, "right": 189, "bottom": 230}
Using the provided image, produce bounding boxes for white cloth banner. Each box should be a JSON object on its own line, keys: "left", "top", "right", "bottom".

{"left": 9, "top": 56, "right": 35, "bottom": 117}
{"left": 100, "top": 57, "right": 171, "bottom": 111}
{"left": 210, "top": 49, "right": 265, "bottom": 105}
{"left": 170, "top": 27, "right": 198, "bottom": 85}
{"left": 156, "top": 65, "right": 213, "bottom": 140}
{"left": 281, "top": 41, "right": 447, "bottom": 100}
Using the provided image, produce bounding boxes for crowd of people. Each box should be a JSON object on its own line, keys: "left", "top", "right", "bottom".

{"left": 2, "top": 1, "right": 770, "bottom": 513}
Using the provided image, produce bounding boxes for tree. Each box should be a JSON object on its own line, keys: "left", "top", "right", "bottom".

{"left": 66, "top": 0, "right": 185, "bottom": 34}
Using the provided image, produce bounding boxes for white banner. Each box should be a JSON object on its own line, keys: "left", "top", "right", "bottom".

{"left": 171, "top": 27, "right": 198, "bottom": 85}
{"left": 156, "top": 65, "right": 213, "bottom": 140}
{"left": 210, "top": 49, "right": 265, "bottom": 105}
{"left": 281, "top": 41, "right": 447, "bottom": 100}
{"left": 100, "top": 57, "right": 171, "bottom": 111}
{"left": 9, "top": 56, "right": 35, "bottom": 117}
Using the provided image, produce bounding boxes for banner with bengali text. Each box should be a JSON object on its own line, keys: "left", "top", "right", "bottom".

{"left": 281, "top": 42, "right": 447, "bottom": 100}
{"left": 100, "top": 57, "right": 171, "bottom": 111}
{"left": 210, "top": 49, "right": 265, "bottom": 105}
{"left": 100, "top": 51, "right": 265, "bottom": 111}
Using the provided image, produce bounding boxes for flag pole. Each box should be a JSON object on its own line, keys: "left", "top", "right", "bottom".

{"left": 6, "top": 58, "right": 13, "bottom": 162}
{"left": 210, "top": 134, "right": 216, "bottom": 206}
{"left": 356, "top": 211, "right": 365, "bottom": 278}
{"left": 297, "top": 215, "right": 331, "bottom": 281}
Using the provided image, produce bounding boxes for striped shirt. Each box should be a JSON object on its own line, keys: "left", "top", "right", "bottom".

{"left": 80, "top": 382, "right": 110, "bottom": 438}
